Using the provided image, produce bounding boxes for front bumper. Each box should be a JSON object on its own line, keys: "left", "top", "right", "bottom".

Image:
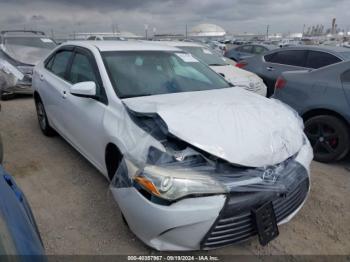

{"left": 110, "top": 142, "right": 313, "bottom": 251}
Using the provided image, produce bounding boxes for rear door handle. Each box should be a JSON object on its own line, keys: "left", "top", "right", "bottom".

{"left": 266, "top": 66, "right": 275, "bottom": 71}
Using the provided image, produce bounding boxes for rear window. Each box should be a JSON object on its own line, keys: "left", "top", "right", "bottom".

{"left": 240, "top": 45, "right": 253, "bottom": 53}
{"left": 306, "top": 51, "right": 341, "bottom": 69}
{"left": 4, "top": 37, "right": 56, "bottom": 49}
{"left": 254, "top": 46, "right": 267, "bottom": 54}
{"left": 265, "top": 50, "right": 307, "bottom": 67}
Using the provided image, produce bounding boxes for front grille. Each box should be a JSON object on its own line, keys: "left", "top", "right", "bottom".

{"left": 201, "top": 178, "right": 309, "bottom": 249}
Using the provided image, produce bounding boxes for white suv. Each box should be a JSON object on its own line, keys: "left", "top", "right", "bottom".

{"left": 32, "top": 41, "right": 313, "bottom": 251}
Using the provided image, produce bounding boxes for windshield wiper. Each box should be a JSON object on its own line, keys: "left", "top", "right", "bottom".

{"left": 121, "top": 94, "right": 153, "bottom": 99}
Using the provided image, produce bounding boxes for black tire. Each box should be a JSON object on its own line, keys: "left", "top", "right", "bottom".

{"left": 304, "top": 115, "right": 349, "bottom": 162}
{"left": 34, "top": 98, "right": 56, "bottom": 137}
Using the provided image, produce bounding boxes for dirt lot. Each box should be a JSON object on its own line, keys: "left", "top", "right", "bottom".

{"left": 0, "top": 97, "right": 349, "bottom": 255}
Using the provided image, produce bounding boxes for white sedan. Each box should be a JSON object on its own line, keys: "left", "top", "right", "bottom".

{"left": 157, "top": 41, "right": 267, "bottom": 96}
{"left": 32, "top": 41, "right": 312, "bottom": 251}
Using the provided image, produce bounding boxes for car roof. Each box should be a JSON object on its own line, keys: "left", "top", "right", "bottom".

{"left": 1, "top": 30, "right": 46, "bottom": 37}
{"left": 237, "top": 43, "right": 278, "bottom": 50}
{"left": 269, "top": 45, "right": 350, "bottom": 59}
{"left": 62, "top": 40, "right": 182, "bottom": 52}
{"left": 150, "top": 40, "right": 205, "bottom": 48}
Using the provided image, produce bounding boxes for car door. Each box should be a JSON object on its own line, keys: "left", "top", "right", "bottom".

{"left": 38, "top": 48, "right": 74, "bottom": 134}
{"left": 341, "top": 69, "right": 350, "bottom": 109}
{"left": 61, "top": 47, "right": 108, "bottom": 170}
{"left": 262, "top": 50, "right": 308, "bottom": 96}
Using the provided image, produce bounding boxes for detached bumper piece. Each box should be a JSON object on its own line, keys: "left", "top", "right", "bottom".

{"left": 201, "top": 178, "right": 309, "bottom": 249}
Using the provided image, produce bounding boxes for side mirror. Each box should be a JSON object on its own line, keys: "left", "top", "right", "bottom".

{"left": 70, "top": 81, "right": 96, "bottom": 98}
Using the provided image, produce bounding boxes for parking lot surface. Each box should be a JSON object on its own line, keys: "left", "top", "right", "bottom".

{"left": 0, "top": 97, "right": 349, "bottom": 255}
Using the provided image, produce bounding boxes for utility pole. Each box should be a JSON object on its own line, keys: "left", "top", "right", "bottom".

{"left": 266, "top": 25, "right": 270, "bottom": 40}
{"left": 185, "top": 24, "right": 188, "bottom": 40}
{"left": 144, "top": 24, "right": 149, "bottom": 40}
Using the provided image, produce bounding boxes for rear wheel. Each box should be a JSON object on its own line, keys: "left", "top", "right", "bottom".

{"left": 304, "top": 115, "right": 349, "bottom": 162}
{"left": 35, "top": 98, "right": 56, "bottom": 136}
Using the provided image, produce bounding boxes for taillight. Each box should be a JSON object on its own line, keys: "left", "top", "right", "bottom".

{"left": 275, "top": 77, "right": 286, "bottom": 89}
{"left": 236, "top": 61, "right": 247, "bottom": 68}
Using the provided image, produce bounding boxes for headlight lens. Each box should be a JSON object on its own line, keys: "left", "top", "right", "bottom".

{"left": 134, "top": 164, "right": 226, "bottom": 201}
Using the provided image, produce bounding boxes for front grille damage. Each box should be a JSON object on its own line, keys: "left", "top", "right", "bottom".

{"left": 201, "top": 163, "right": 309, "bottom": 250}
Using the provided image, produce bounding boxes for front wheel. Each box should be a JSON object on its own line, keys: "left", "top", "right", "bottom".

{"left": 35, "top": 98, "right": 56, "bottom": 137}
{"left": 304, "top": 115, "right": 349, "bottom": 162}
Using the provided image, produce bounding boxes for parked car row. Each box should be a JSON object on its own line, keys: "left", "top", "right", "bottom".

{"left": 225, "top": 44, "right": 350, "bottom": 162}
{"left": 31, "top": 40, "right": 313, "bottom": 251}
{"left": 157, "top": 41, "right": 267, "bottom": 96}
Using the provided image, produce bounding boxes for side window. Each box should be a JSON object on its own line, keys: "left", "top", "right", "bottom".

{"left": 87, "top": 36, "right": 96, "bottom": 40}
{"left": 306, "top": 51, "right": 341, "bottom": 69}
{"left": 254, "top": 46, "right": 267, "bottom": 55}
{"left": 241, "top": 45, "right": 253, "bottom": 53}
{"left": 341, "top": 70, "right": 350, "bottom": 83}
{"left": 68, "top": 52, "right": 97, "bottom": 84}
{"left": 45, "top": 55, "right": 55, "bottom": 70}
{"left": 49, "top": 51, "right": 72, "bottom": 79}
{"left": 267, "top": 50, "right": 307, "bottom": 67}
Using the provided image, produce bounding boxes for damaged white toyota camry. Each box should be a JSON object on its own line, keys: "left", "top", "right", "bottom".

{"left": 32, "top": 41, "right": 313, "bottom": 251}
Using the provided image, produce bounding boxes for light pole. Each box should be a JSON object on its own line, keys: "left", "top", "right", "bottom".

{"left": 144, "top": 24, "right": 149, "bottom": 40}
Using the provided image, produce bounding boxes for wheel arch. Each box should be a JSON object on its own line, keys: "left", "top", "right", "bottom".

{"left": 33, "top": 91, "right": 41, "bottom": 102}
{"left": 105, "top": 142, "right": 123, "bottom": 181}
{"left": 302, "top": 108, "right": 350, "bottom": 127}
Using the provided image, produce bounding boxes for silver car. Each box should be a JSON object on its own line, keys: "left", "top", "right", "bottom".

{"left": 32, "top": 41, "right": 313, "bottom": 251}
{"left": 0, "top": 30, "right": 56, "bottom": 100}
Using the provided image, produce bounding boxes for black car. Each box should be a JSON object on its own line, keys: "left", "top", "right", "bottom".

{"left": 240, "top": 46, "right": 350, "bottom": 97}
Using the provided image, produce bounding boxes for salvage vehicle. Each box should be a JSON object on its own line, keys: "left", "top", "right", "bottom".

{"left": 240, "top": 46, "right": 350, "bottom": 97}
{"left": 0, "top": 134, "right": 45, "bottom": 256}
{"left": 273, "top": 60, "right": 350, "bottom": 162}
{"left": 32, "top": 41, "right": 313, "bottom": 251}
{"left": 0, "top": 30, "right": 56, "bottom": 99}
{"left": 158, "top": 41, "right": 267, "bottom": 96}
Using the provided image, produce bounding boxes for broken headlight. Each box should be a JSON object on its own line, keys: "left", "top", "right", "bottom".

{"left": 133, "top": 147, "right": 226, "bottom": 202}
{"left": 134, "top": 164, "right": 226, "bottom": 202}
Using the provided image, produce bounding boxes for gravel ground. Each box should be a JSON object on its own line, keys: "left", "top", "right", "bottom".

{"left": 0, "top": 97, "right": 349, "bottom": 255}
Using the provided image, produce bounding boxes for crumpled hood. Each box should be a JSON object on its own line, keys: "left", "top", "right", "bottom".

{"left": 123, "top": 88, "right": 304, "bottom": 167}
{"left": 2, "top": 45, "right": 50, "bottom": 65}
